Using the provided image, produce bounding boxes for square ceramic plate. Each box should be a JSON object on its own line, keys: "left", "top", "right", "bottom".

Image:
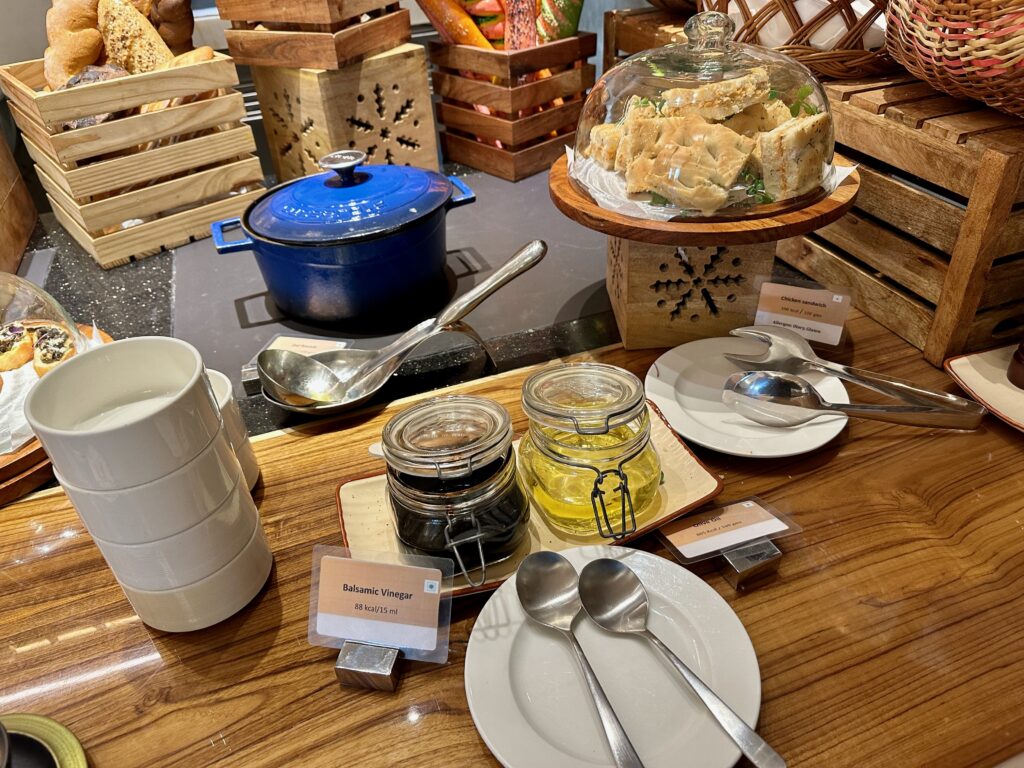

{"left": 945, "top": 344, "right": 1024, "bottom": 433}
{"left": 336, "top": 404, "right": 723, "bottom": 597}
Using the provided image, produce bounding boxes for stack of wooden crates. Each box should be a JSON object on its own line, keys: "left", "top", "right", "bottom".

{"left": 0, "top": 54, "right": 264, "bottom": 268}
{"left": 777, "top": 77, "right": 1024, "bottom": 365}
{"left": 217, "top": 0, "right": 440, "bottom": 180}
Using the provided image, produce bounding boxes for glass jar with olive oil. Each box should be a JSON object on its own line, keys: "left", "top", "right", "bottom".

{"left": 518, "top": 363, "right": 661, "bottom": 539}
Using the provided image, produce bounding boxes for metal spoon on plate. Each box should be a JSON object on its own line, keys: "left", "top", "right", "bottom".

{"left": 516, "top": 551, "right": 645, "bottom": 768}
{"left": 723, "top": 370, "right": 981, "bottom": 429}
{"left": 578, "top": 558, "right": 786, "bottom": 768}
{"left": 258, "top": 239, "right": 548, "bottom": 413}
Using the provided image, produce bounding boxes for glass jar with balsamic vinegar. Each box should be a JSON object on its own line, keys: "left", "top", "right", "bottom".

{"left": 382, "top": 396, "right": 530, "bottom": 586}
{"left": 518, "top": 363, "right": 662, "bottom": 539}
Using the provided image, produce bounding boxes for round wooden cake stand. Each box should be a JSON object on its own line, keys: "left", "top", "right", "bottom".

{"left": 548, "top": 154, "right": 860, "bottom": 348}
{"left": 548, "top": 153, "right": 860, "bottom": 247}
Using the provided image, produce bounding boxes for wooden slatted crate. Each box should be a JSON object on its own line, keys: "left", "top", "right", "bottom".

{"left": 0, "top": 54, "right": 264, "bottom": 268}
{"left": 216, "top": 0, "right": 410, "bottom": 69}
{"left": 604, "top": 8, "right": 688, "bottom": 71}
{"left": 428, "top": 33, "right": 597, "bottom": 182}
{"left": 776, "top": 76, "right": 1024, "bottom": 365}
{"left": 252, "top": 44, "right": 440, "bottom": 181}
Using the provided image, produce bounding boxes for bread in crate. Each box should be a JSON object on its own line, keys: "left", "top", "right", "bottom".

{"left": 0, "top": 50, "right": 264, "bottom": 268}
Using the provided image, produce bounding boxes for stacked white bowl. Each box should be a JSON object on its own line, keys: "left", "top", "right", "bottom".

{"left": 24, "top": 337, "right": 272, "bottom": 633}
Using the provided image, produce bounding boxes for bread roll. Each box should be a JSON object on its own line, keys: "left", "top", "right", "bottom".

{"left": 150, "top": 0, "right": 194, "bottom": 54}
{"left": 31, "top": 324, "right": 76, "bottom": 378}
{"left": 43, "top": 0, "right": 104, "bottom": 90}
{"left": 77, "top": 323, "right": 114, "bottom": 345}
{"left": 98, "top": 0, "right": 173, "bottom": 74}
{"left": 140, "top": 46, "right": 215, "bottom": 115}
{"left": 0, "top": 323, "right": 33, "bottom": 372}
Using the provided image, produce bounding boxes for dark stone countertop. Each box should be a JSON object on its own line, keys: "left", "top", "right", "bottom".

{"left": 19, "top": 167, "right": 622, "bottom": 437}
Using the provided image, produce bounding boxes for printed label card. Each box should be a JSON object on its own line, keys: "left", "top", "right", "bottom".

{"left": 755, "top": 282, "right": 852, "bottom": 346}
{"left": 309, "top": 547, "right": 453, "bottom": 663}
{"left": 659, "top": 499, "right": 799, "bottom": 563}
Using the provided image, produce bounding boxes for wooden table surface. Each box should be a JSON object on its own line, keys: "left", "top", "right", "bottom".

{"left": 2, "top": 310, "right": 1023, "bottom": 768}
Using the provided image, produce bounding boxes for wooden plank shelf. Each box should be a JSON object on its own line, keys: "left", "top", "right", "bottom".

{"left": 776, "top": 76, "right": 1024, "bottom": 365}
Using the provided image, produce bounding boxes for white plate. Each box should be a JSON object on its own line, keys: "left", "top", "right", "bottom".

{"left": 945, "top": 344, "right": 1024, "bottom": 433}
{"left": 645, "top": 337, "right": 849, "bottom": 458}
{"left": 465, "top": 546, "right": 761, "bottom": 768}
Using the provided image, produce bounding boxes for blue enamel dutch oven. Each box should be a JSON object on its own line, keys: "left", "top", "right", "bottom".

{"left": 211, "top": 150, "right": 475, "bottom": 322}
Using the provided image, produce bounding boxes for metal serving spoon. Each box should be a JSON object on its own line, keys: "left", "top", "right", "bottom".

{"left": 256, "top": 349, "right": 348, "bottom": 406}
{"left": 578, "top": 558, "right": 785, "bottom": 768}
{"left": 723, "top": 370, "right": 981, "bottom": 429}
{"left": 515, "top": 552, "right": 645, "bottom": 768}
{"left": 725, "top": 326, "right": 986, "bottom": 423}
{"left": 260, "top": 240, "right": 548, "bottom": 413}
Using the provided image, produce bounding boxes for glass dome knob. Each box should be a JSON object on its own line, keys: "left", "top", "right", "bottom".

{"left": 684, "top": 11, "right": 736, "bottom": 50}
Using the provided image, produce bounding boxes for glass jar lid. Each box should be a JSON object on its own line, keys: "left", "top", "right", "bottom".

{"left": 382, "top": 396, "right": 513, "bottom": 479}
{"left": 521, "top": 363, "right": 647, "bottom": 435}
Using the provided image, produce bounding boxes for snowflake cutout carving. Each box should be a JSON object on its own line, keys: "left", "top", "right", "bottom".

{"left": 649, "top": 247, "right": 746, "bottom": 322}
{"left": 346, "top": 82, "right": 422, "bottom": 165}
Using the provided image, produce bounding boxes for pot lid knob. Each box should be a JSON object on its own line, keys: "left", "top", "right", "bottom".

{"left": 319, "top": 149, "right": 367, "bottom": 187}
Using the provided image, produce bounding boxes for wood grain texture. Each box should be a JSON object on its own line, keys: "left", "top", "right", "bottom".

{"left": 428, "top": 33, "right": 597, "bottom": 81}
{"left": 776, "top": 235, "right": 933, "bottom": 349}
{"left": 548, "top": 154, "right": 860, "bottom": 246}
{"left": 440, "top": 131, "right": 573, "bottom": 182}
{"left": 224, "top": 9, "right": 410, "bottom": 69}
{"left": 432, "top": 65, "right": 594, "bottom": 115}
{"left": 48, "top": 189, "right": 263, "bottom": 268}
{"left": 607, "top": 237, "right": 775, "bottom": 349}
{"left": 216, "top": 0, "right": 391, "bottom": 25}
{"left": 24, "top": 128, "right": 257, "bottom": 199}
{"left": 3, "top": 315, "right": 1024, "bottom": 767}
{"left": 436, "top": 99, "right": 583, "bottom": 147}
{"left": 0, "top": 134, "right": 35, "bottom": 274}
{"left": 252, "top": 44, "right": 439, "bottom": 181}
{"left": 0, "top": 55, "right": 240, "bottom": 129}
{"left": 924, "top": 149, "right": 1024, "bottom": 364}
{"left": 603, "top": 8, "right": 687, "bottom": 71}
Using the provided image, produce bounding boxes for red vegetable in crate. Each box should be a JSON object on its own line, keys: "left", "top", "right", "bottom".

{"left": 477, "top": 15, "right": 506, "bottom": 42}
{"left": 504, "top": 0, "right": 538, "bottom": 50}
{"left": 537, "top": 0, "right": 582, "bottom": 41}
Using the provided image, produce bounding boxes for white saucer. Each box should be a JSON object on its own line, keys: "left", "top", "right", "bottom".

{"left": 465, "top": 546, "right": 761, "bottom": 768}
{"left": 645, "top": 337, "right": 849, "bottom": 458}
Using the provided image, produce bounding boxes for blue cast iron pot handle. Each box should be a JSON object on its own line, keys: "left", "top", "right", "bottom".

{"left": 211, "top": 217, "right": 255, "bottom": 254}
{"left": 447, "top": 176, "right": 476, "bottom": 209}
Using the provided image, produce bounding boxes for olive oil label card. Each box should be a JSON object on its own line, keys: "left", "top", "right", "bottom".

{"left": 309, "top": 547, "right": 453, "bottom": 662}
{"left": 660, "top": 500, "right": 790, "bottom": 560}
{"left": 754, "top": 283, "right": 851, "bottom": 346}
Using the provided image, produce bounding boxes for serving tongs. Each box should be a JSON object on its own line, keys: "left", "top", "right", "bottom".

{"left": 723, "top": 326, "right": 987, "bottom": 430}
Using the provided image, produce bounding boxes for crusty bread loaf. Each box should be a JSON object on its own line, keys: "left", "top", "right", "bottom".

{"left": 98, "top": 0, "right": 173, "bottom": 74}
{"left": 43, "top": 0, "right": 104, "bottom": 90}
{"left": 150, "top": 0, "right": 194, "bottom": 55}
{"left": 140, "top": 46, "right": 215, "bottom": 114}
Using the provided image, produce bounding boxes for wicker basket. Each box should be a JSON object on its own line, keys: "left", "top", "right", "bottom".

{"left": 696, "top": 0, "right": 898, "bottom": 79}
{"left": 887, "top": 0, "right": 1024, "bottom": 117}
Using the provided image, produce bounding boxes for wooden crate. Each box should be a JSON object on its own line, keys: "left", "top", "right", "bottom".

{"left": 776, "top": 76, "right": 1024, "bottom": 365}
{"left": 428, "top": 33, "right": 597, "bottom": 182}
{"left": 0, "top": 132, "right": 36, "bottom": 273}
{"left": 604, "top": 8, "right": 688, "bottom": 71}
{"left": 252, "top": 44, "right": 439, "bottom": 181}
{"left": 608, "top": 237, "right": 775, "bottom": 349}
{"left": 0, "top": 54, "right": 264, "bottom": 268}
{"left": 217, "top": 0, "right": 410, "bottom": 69}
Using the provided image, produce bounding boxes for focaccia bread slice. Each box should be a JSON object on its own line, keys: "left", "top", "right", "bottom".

{"left": 648, "top": 148, "right": 730, "bottom": 215}
{"left": 613, "top": 98, "right": 661, "bottom": 172}
{"left": 31, "top": 324, "right": 76, "bottom": 377}
{"left": 587, "top": 123, "right": 623, "bottom": 170}
{"left": 662, "top": 67, "right": 771, "bottom": 121}
{"left": 723, "top": 100, "right": 792, "bottom": 137}
{"left": 756, "top": 112, "right": 830, "bottom": 200}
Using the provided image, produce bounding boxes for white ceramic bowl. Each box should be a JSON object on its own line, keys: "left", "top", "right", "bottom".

{"left": 90, "top": 471, "right": 259, "bottom": 591}
{"left": 24, "top": 337, "right": 222, "bottom": 491}
{"left": 57, "top": 429, "right": 242, "bottom": 545}
{"left": 117, "top": 522, "right": 273, "bottom": 633}
{"left": 207, "top": 369, "right": 260, "bottom": 490}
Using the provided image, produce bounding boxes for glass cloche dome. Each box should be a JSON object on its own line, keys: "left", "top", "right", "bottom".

{"left": 571, "top": 11, "right": 835, "bottom": 220}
